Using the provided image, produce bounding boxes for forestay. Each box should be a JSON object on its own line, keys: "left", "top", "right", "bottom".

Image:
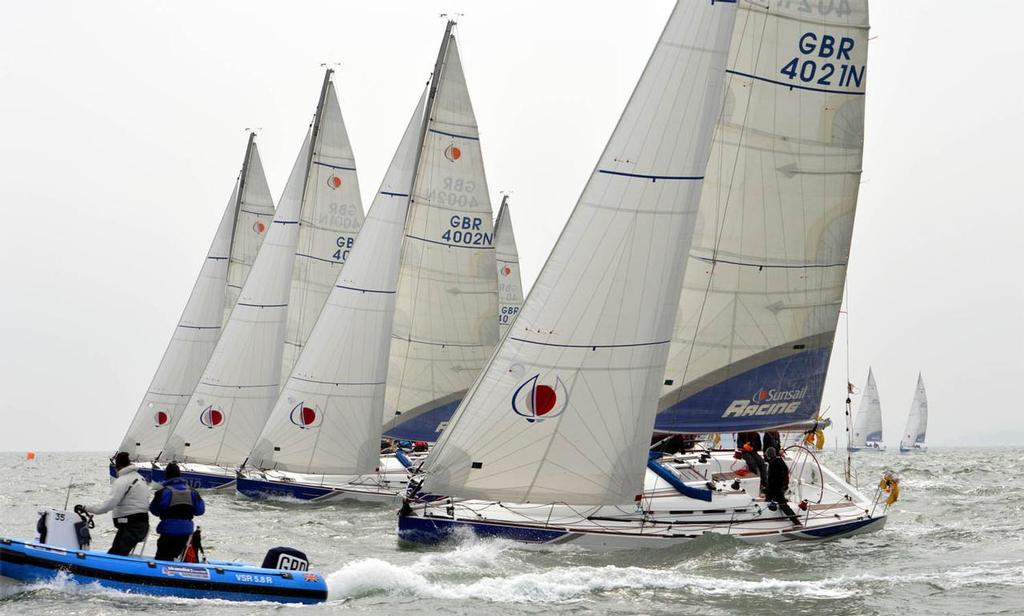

{"left": 248, "top": 90, "right": 427, "bottom": 474}
{"left": 851, "top": 368, "right": 883, "bottom": 446}
{"left": 281, "top": 73, "right": 365, "bottom": 382}
{"left": 161, "top": 132, "right": 312, "bottom": 466}
{"left": 383, "top": 32, "right": 499, "bottom": 442}
{"left": 118, "top": 137, "right": 274, "bottom": 460}
{"left": 494, "top": 196, "right": 523, "bottom": 339}
{"left": 422, "top": 0, "right": 737, "bottom": 505}
{"left": 657, "top": 0, "right": 870, "bottom": 433}
{"left": 900, "top": 374, "right": 928, "bottom": 448}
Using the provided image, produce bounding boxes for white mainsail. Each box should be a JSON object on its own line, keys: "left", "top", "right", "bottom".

{"left": 851, "top": 368, "right": 883, "bottom": 447}
{"left": 382, "top": 28, "right": 499, "bottom": 441}
{"left": 900, "top": 374, "right": 928, "bottom": 449}
{"left": 118, "top": 135, "right": 274, "bottom": 460}
{"left": 225, "top": 134, "right": 277, "bottom": 324}
{"left": 161, "top": 130, "right": 312, "bottom": 465}
{"left": 656, "top": 0, "right": 870, "bottom": 434}
{"left": 248, "top": 89, "right": 427, "bottom": 474}
{"left": 494, "top": 195, "right": 523, "bottom": 339}
{"left": 421, "top": 1, "right": 737, "bottom": 505}
{"left": 281, "top": 72, "right": 365, "bottom": 381}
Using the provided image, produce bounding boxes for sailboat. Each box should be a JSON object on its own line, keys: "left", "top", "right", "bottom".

{"left": 899, "top": 374, "right": 928, "bottom": 453}
{"left": 399, "top": 0, "right": 889, "bottom": 549}
{"left": 155, "top": 70, "right": 366, "bottom": 488}
{"left": 114, "top": 133, "right": 275, "bottom": 475}
{"left": 849, "top": 369, "right": 885, "bottom": 451}
{"left": 235, "top": 21, "right": 507, "bottom": 502}
{"left": 495, "top": 195, "right": 523, "bottom": 339}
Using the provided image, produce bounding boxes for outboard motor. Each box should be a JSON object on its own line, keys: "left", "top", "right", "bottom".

{"left": 261, "top": 546, "right": 309, "bottom": 571}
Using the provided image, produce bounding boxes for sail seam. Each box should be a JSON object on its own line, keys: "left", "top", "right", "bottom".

{"left": 312, "top": 161, "right": 356, "bottom": 171}
{"left": 334, "top": 284, "right": 396, "bottom": 294}
{"left": 509, "top": 337, "right": 670, "bottom": 350}
{"left": 598, "top": 170, "right": 704, "bottom": 181}
{"left": 428, "top": 128, "right": 479, "bottom": 141}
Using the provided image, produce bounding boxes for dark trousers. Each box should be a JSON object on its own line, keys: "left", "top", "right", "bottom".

{"left": 742, "top": 451, "right": 768, "bottom": 489}
{"left": 155, "top": 534, "right": 190, "bottom": 561}
{"left": 108, "top": 519, "right": 149, "bottom": 556}
{"left": 766, "top": 490, "right": 802, "bottom": 525}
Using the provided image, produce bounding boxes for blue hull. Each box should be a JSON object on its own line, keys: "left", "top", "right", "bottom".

{"left": 0, "top": 537, "right": 327, "bottom": 604}
{"left": 397, "top": 513, "right": 570, "bottom": 544}
{"left": 236, "top": 476, "right": 334, "bottom": 501}
{"left": 398, "top": 512, "right": 885, "bottom": 546}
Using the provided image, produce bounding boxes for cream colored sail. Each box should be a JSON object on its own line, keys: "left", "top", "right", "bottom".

{"left": 161, "top": 131, "right": 312, "bottom": 466}
{"left": 249, "top": 90, "right": 426, "bottom": 474}
{"left": 281, "top": 73, "right": 365, "bottom": 381}
{"left": 851, "top": 368, "right": 883, "bottom": 447}
{"left": 382, "top": 31, "right": 499, "bottom": 441}
{"left": 118, "top": 136, "right": 274, "bottom": 460}
{"left": 225, "top": 135, "right": 276, "bottom": 324}
{"left": 422, "top": 0, "right": 737, "bottom": 505}
{"left": 494, "top": 195, "right": 523, "bottom": 339}
{"left": 900, "top": 374, "right": 927, "bottom": 449}
{"left": 657, "top": 0, "right": 870, "bottom": 433}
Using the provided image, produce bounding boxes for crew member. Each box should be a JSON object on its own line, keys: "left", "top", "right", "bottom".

{"left": 764, "top": 447, "right": 801, "bottom": 526}
{"left": 149, "top": 462, "right": 205, "bottom": 561}
{"left": 763, "top": 431, "right": 782, "bottom": 453}
{"left": 75, "top": 451, "right": 150, "bottom": 555}
{"left": 736, "top": 431, "right": 767, "bottom": 489}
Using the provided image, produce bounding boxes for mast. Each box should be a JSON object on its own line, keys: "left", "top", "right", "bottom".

{"left": 409, "top": 20, "right": 455, "bottom": 201}
{"left": 227, "top": 131, "right": 256, "bottom": 265}
{"left": 298, "top": 69, "right": 334, "bottom": 213}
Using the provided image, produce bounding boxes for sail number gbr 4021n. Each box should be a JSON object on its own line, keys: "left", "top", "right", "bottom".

{"left": 779, "top": 32, "right": 865, "bottom": 90}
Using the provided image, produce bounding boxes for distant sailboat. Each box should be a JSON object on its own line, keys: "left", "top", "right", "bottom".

{"left": 157, "top": 70, "right": 365, "bottom": 488}
{"left": 899, "top": 374, "right": 928, "bottom": 453}
{"left": 115, "top": 133, "right": 275, "bottom": 466}
{"left": 400, "top": 0, "right": 887, "bottom": 548}
{"left": 236, "top": 21, "right": 510, "bottom": 502}
{"left": 849, "top": 368, "right": 886, "bottom": 452}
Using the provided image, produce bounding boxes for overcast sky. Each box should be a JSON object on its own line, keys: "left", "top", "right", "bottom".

{"left": 1, "top": 1, "right": 1021, "bottom": 452}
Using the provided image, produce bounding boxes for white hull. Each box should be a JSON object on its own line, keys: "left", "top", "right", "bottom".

{"left": 400, "top": 449, "right": 889, "bottom": 550}
{"left": 848, "top": 442, "right": 887, "bottom": 453}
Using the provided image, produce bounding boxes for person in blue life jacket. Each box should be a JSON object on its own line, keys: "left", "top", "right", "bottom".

{"left": 149, "top": 462, "right": 205, "bottom": 561}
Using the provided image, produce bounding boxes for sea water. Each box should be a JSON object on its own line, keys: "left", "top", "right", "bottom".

{"left": 1, "top": 449, "right": 1022, "bottom": 615}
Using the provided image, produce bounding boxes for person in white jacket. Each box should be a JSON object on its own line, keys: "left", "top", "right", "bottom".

{"left": 75, "top": 452, "right": 150, "bottom": 555}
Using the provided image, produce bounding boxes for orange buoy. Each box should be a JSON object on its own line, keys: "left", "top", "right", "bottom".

{"left": 26, "top": 451, "right": 36, "bottom": 461}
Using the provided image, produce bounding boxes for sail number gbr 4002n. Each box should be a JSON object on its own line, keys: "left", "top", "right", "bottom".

{"left": 779, "top": 32, "right": 865, "bottom": 90}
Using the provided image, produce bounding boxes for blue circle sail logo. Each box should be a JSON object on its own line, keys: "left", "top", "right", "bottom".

{"left": 511, "top": 374, "right": 568, "bottom": 423}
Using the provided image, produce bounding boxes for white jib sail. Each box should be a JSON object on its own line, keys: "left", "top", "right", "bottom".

{"left": 248, "top": 90, "right": 427, "bottom": 475}
{"left": 225, "top": 135, "right": 276, "bottom": 324}
{"left": 658, "top": 0, "right": 870, "bottom": 428}
{"left": 161, "top": 131, "right": 313, "bottom": 466}
{"left": 118, "top": 137, "right": 275, "bottom": 460}
{"left": 422, "top": 0, "right": 738, "bottom": 505}
{"left": 383, "top": 34, "right": 499, "bottom": 436}
{"left": 900, "top": 374, "right": 928, "bottom": 448}
{"left": 281, "top": 74, "right": 365, "bottom": 382}
{"left": 851, "top": 368, "right": 883, "bottom": 446}
{"left": 494, "top": 195, "right": 524, "bottom": 339}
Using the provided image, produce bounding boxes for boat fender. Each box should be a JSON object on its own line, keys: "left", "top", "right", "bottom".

{"left": 261, "top": 546, "right": 310, "bottom": 571}
{"left": 395, "top": 450, "right": 413, "bottom": 469}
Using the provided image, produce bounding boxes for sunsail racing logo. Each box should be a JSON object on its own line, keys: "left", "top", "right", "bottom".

{"left": 512, "top": 374, "right": 568, "bottom": 423}
{"left": 721, "top": 386, "right": 809, "bottom": 418}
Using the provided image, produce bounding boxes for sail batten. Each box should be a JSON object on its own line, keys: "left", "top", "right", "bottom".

{"left": 421, "top": 0, "right": 739, "bottom": 505}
